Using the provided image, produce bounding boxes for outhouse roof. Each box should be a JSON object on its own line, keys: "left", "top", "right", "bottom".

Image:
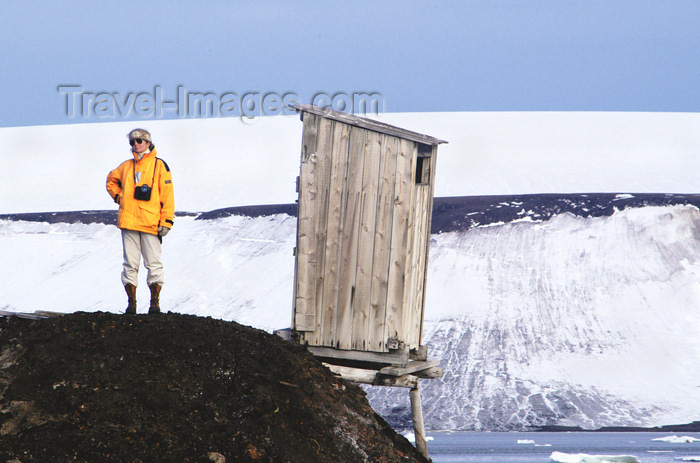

{"left": 292, "top": 104, "right": 448, "bottom": 146}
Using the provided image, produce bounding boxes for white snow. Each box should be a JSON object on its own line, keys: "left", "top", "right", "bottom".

{"left": 2, "top": 111, "right": 700, "bottom": 214}
{"left": 0, "top": 214, "right": 297, "bottom": 332}
{"left": 550, "top": 452, "right": 640, "bottom": 463}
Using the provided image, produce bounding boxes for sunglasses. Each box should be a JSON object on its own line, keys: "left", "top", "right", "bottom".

{"left": 129, "top": 138, "right": 145, "bottom": 146}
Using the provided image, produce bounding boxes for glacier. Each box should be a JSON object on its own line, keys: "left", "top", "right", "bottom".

{"left": 366, "top": 203, "right": 700, "bottom": 431}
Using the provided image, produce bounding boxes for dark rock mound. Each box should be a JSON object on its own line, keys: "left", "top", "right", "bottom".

{"left": 0, "top": 210, "right": 197, "bottom": 226}
{"left": 429, "top": 193, "right": 700, "bottom": 233}
{"left": 0, "top": 312, "right": 426, "bottom": 463}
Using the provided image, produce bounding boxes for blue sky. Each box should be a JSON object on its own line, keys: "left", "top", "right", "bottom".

{"left": 2, "top": 1, "right": 699, "bottom": 127}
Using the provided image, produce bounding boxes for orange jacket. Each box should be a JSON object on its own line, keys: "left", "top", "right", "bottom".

{"left": 106, "top": 149, "right": 174, "bottom": 235}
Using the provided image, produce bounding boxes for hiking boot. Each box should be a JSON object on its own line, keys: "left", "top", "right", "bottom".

{"left": 124, "top": 283, "right": 137, "bottom": 314}
{"left": 148, "top": 283, "right": 162, "bottom": 314}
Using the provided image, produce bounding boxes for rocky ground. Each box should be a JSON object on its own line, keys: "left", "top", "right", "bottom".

{"left": 0, "top": 312, "right": 427, "bottom": 462}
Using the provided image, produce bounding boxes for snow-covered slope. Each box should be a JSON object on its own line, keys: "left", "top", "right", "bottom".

{"left": 2, "top": 197, "right": 700, "bottom": 431}
{"left": 2, "top": 111, "right": 700, "bottom": 214}
{"left": 366, "top": 203, "right": 700, "bottom": 431}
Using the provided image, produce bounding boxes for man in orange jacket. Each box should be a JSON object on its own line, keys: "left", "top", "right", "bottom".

{"left": 106, "top": 128, "right": 174, "bottom": 314}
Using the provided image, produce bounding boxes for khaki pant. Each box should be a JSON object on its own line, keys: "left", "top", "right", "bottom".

{"left": 121, "top": 229, "right": 164, "bottom": 287}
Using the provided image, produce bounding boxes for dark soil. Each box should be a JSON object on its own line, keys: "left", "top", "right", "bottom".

{"left": 0, "top": 312, "right": 427, "bottom": 463}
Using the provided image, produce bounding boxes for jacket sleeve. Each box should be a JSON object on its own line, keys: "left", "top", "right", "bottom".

{"left": 158, "top": 161, "right": 175, "bottom": 228}
{"left": 106, "top": 163, "right": 124, "bottom": 202}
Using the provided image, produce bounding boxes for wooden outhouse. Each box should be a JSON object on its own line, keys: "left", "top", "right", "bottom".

{"left": 291, "top": 104, "right": 447, "bottom": 366}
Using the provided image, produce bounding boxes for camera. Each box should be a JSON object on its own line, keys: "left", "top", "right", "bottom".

{"left": 134, "top": 184, "right": 152, "bottom": 201}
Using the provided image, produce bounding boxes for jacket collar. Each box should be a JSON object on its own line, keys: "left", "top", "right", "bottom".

{"left": 132, "top": 148, "right": 158, "bottom": 162}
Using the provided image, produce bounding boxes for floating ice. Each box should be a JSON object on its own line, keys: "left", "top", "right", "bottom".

{"left": 549, "top": 451, "right": 640, "bottom": 463}
{"left": 652, "top": 435, "right": 700, "bottom": 443}
{"left": 675, "top": 457, "right": 700, "bottom": 462}
{"left": 516, "top": 438, "right": 551, "bottom": 446}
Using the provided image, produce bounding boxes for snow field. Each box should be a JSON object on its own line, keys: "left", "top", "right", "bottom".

{"left": 3, "top": 111, "right": 700, "bottom": 214}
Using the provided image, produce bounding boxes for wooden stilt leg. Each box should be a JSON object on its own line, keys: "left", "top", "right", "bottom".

{"left": 410, "top": 383, "right": 428, "bottom": 459}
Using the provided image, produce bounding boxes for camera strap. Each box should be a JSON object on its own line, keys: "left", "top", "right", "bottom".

{"left": 133, "top": 158, "right": 159, "bottom": 186}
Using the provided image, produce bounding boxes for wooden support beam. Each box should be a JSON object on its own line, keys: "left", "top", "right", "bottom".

{"left": 379, "top": 360, "right": 441, "bottom": 377}
{"left": 410, "top": 385, "right": 429, "bottom": 459}
{"left": 323, "top": 364, "right": 418, "bottom": 388}
{"left": 307, "top": 345, "right": 409, "bottom": 366}
{"left": 410, "top": 345, "right": 428, "bottom": 361}
{"left": 0, "top": 310, "right": 63, "bottom": 320}
{"left": 413, "top": 366, "right": 444, "bottom": 379}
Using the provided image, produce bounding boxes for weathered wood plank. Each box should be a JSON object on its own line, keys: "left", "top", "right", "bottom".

{"left": 292, "top": 104, "right": 447, "bottom": 146}
{"left": 323, "top": 364, "right": 419, "bottom": 388}
{"left": 307, "top": 345, "right": 409, "bottom": 366}
{"left": 405, "top": 185, "right": 427, "bottom": 348}
{"left": 379, "top": 360, "right": 440, "bottom": 377}
{"left": 320, "top": 121, "right": 351, "bottom": 347}
{"left": 351, "top": 130, "right": 382, "bottom": 351}
{"left": 335, "top": 127, "right": 365, "bottom": 350}
{"left": 416, "top": 147, "right": 438, "bottom": 345}
{"left": 411, "top": 385, "right": 429, "bottom": 459}
{"left": 307, "top": 116, "right": 334, "bottom": 345}
{"left": 385, "top": 138, "right": 415, "bottom": 347}
{"left": 402, "top": 196, "right": 417, "bottom": 346}
{"left": 413, "top": 366, "right": 444, "bottom": 379}
{"left": 300, "top": 111, "right": 318, "bottom": 161}
{"left": 0, "top": 310, "right": 63, "bottom": 320}
{"left": 416, "top": 187, "right": 432, "bottom": 345}
{"left": 367, "top": 135, "right": 399, "bottom": 352}
{"left": 294, "top": 113, "right": 319, "bottom": 332}
{"left": 400, "top": 141, "right": 419, "bottom": 348}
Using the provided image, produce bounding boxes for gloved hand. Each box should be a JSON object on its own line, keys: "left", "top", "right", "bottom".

{"left": 114, "top": 194, "right": 120, "bottom": 204}
{"left": 158, "top": 226, "right": 170, "bottom": 237}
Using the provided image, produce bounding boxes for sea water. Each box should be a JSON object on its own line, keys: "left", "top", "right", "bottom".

{"left": 425, "top": 432, "right": 700, "bottom": 463}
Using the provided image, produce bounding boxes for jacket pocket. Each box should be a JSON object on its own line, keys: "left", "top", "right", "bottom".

{"left": 136, "top": 202, "right": 160, "bottom": 228}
